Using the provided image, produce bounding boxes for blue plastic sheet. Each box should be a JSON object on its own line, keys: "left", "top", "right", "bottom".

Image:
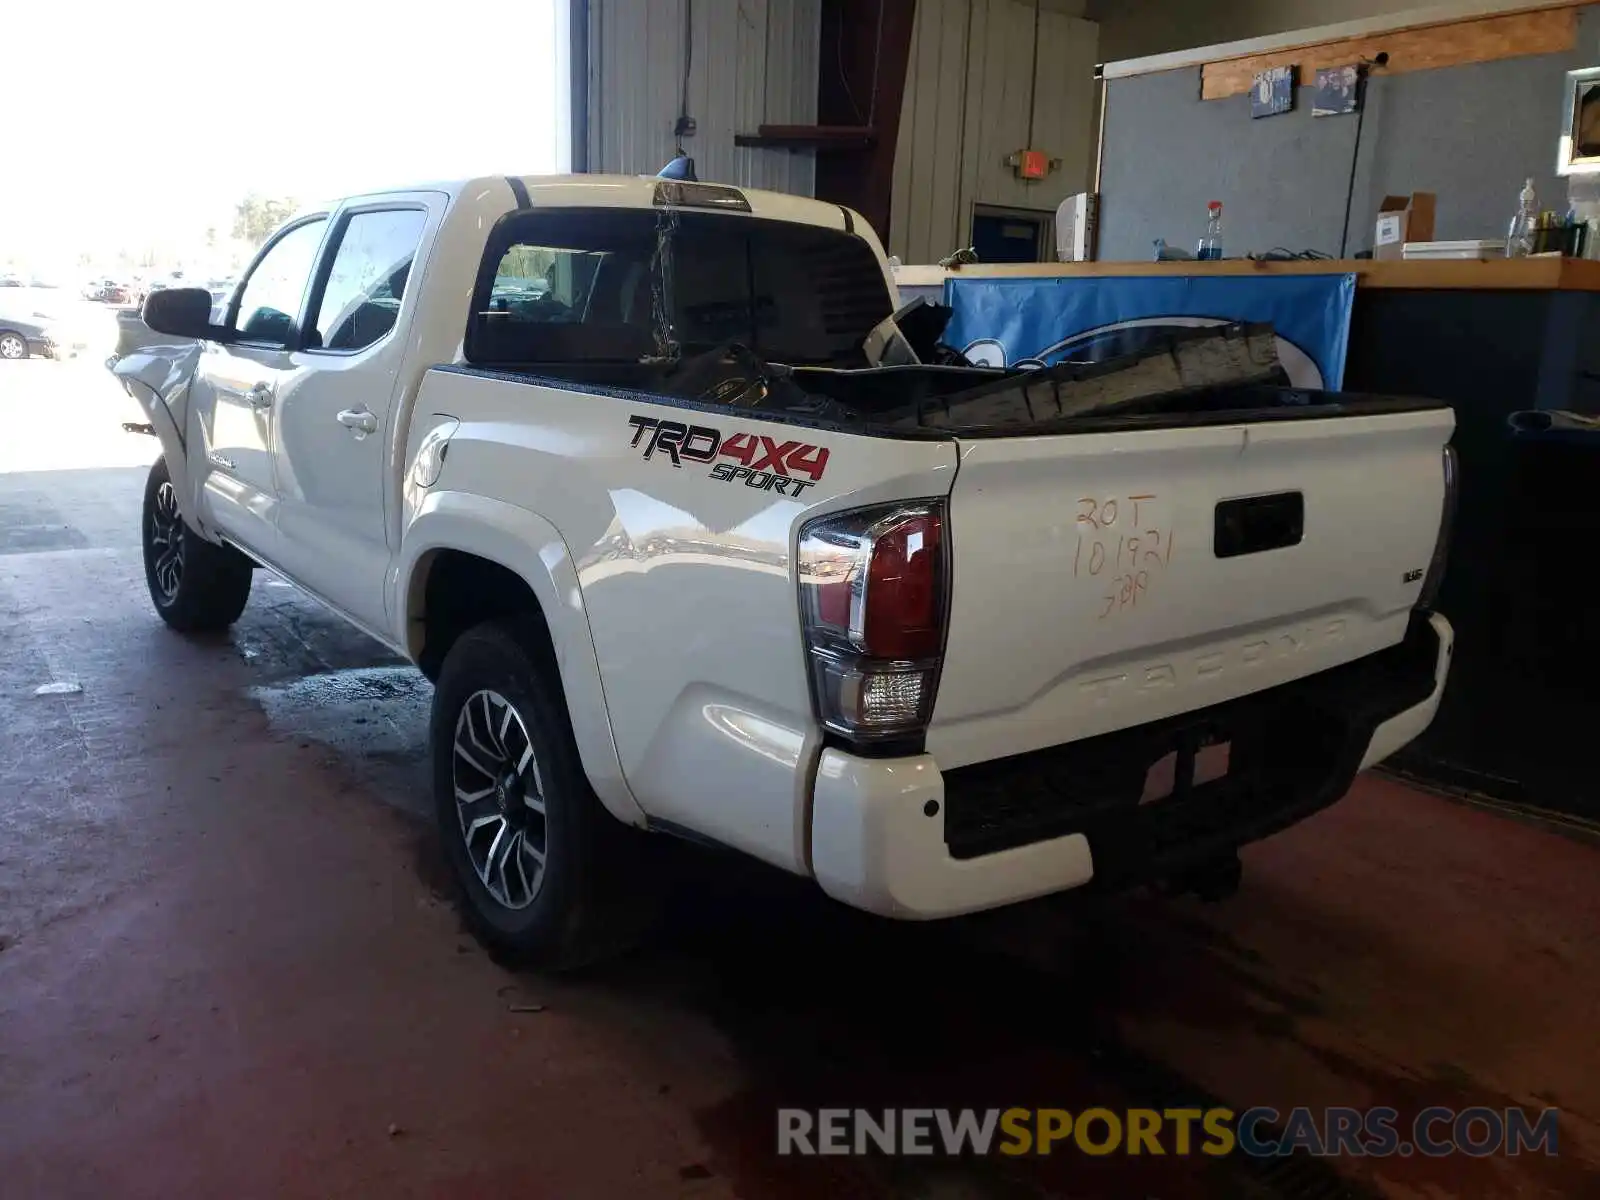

{"left": 942, "top": 273, "right": 1357, "bottom": 390}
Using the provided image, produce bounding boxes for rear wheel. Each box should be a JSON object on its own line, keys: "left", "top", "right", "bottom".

{"left": 0, "top": 332, "right": 28, "bottom": 360}
{"left": 431, "top": 618, "right": 649, "bottom": 969}
{"left": 142, "top": 457, "right": 253, "bottom": 632}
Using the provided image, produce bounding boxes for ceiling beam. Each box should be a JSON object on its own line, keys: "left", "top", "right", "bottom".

{"left": 813, "top": 0, "right": 918, "bottom": 246}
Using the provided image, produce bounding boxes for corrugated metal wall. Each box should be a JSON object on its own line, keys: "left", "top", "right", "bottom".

{"left": 586, "top": 0, "right": 821, "bottom": 195}
{"left": 889, "top": 0, "right": 1099, "bottom": 263}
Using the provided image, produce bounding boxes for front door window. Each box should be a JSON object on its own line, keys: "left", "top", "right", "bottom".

{"left": 232, "top": 219, "right": 327, "bottom": 346}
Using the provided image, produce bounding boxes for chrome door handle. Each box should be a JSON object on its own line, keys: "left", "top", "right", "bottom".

{"left": 337, "top": 407, "right": 379, "bottom": 436}
{"left": 246, "top": 383, "right": 274, "bottom": 410}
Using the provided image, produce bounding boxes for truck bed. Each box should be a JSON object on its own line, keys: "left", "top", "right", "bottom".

{"left": 468, "top": 321, "right": 1444, "bottom": 441}
{"left": 429, "top": 347, "right": 1452, "bottom": 776}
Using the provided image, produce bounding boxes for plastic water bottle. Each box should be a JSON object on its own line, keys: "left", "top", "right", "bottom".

{"left": 1506, "top": 179, "right": 1538, "bottom": 258}
{"left": 1197, "top": 201, "right": 1224, "bottom": 261}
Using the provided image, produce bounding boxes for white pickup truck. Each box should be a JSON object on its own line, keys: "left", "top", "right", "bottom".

{"left": 116, "top": 171, "right": 1456, "bottom": 967}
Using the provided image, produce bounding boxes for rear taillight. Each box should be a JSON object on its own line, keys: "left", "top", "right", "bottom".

{"left": 798, "top": 501, "right": 949, "bottom": 742}
{"left": 1418, "top": 444, "right": 1458, "bottom": 611}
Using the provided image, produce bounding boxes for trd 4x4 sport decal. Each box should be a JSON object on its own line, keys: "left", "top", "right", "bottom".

{"left": 628, "top": 415, "right": 830, "bottom": 497}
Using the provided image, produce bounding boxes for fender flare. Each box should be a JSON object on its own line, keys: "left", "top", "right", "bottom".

{"left": 122, "top": 377, "right": 192, "bottom": 511}
{"left": 111, "top": 346, "right": 213, "bottom": 537}
{"left": 394, "top": 492, "right": 645, "bottom": 827}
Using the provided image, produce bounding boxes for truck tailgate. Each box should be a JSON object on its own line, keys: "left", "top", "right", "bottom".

{"left": 927, "top": 407, "right": 1453, "bottom": 769}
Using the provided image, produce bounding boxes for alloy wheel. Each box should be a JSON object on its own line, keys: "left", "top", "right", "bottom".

{"left": 149, "top": 480, "right": 185, "bottom": 602}
{"left": 452, "top": 689, "right": 548, "bottom": 910}
{"left": 0, "top": 334, "right": 25, "bottom": 360}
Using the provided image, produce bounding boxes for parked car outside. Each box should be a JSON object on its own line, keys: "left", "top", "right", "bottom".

{"left": 0, "top": 313, "right": 62, "bottom": 360}
{"left": 85, "top": 279, "right": 134, "bottom": 304}
{"left": 206, "top": 279, "right": 235, "bottom": 322}
{"left": 147, "top": 271, "right": 189, "bottom": 297}
{"left": 0, "top": 286, "right": 109, "bottom": 360}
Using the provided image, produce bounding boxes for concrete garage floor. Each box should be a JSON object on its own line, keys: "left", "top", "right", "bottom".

{"left": 1, "top": 360, "right": 1598, "bottom": 1200}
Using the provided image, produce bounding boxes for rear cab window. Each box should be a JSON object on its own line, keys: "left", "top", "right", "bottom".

{"left": 464, "top": 209, "right": 891, "bottom": 372}
{"left": 672, "top": 216, "right": 890, "bottom": 366}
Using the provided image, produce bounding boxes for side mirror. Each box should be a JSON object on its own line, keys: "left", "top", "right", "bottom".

{"left": 143, "top": 287, "right": 230, "bottom": 341}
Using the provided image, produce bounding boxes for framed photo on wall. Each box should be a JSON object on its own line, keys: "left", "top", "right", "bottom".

{"left": 1313, "top": 65, "right": 1361, "bottom": 116}
{"left": 1559, "top": 66, "right": 1600, "bottom": 175}
{"left": 1251, "top": 66, "right": 1295, "bottom": 118}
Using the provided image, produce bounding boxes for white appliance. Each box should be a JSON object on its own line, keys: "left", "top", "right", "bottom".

{"left": 1055, "top": 193, "right": 1098, "bottom": 262}
{"left": 1402, "top": 239, "right": 1507, "bottom": 260}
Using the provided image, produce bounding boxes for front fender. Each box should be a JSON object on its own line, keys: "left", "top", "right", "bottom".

{"left": 112, "top": 344, "right": 207, "bottom": 532}
{"left": 395, "top": 491, "right": 644, "bottom": 828}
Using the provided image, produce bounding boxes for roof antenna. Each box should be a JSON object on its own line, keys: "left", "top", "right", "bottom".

{"left": 658, "top": 154, "right": 698, "bottom": 181}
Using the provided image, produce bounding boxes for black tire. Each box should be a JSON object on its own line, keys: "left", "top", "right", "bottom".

{"left": 0, "top": 331, "right": 28, "bottom": 361}
{"left": 142, "top": 456, "right": 253, "bottom": 632}
{"left": 431, "top": 617, "right": 649, "bottom": 970}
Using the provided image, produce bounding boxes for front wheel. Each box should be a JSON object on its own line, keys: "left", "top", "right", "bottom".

{"left": 0, "top": 331, "right": 28, "bottom": 360}
{"left": 142, "top": 457, "right": 253, "bottom": 632}
{"left": 430, "top": 618, "right": 650, "bottom": 969}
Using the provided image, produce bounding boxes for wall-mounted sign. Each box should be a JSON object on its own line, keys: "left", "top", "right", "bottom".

{"left": 1251, "top": 66, "right": 1295, "bottom": 118}
{"left": 1006, "top": 149, "right": 1060, "bottom": 180}
{"left": 1313, "top": 65, "right": 1361, "bottom": 116}
{"left": 1559, "top": 65, "right": 1600, "bottom": 175}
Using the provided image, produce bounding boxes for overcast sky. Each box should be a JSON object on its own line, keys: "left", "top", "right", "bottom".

{"left": 6, "top": 0, "right": 565, "bottom": 271}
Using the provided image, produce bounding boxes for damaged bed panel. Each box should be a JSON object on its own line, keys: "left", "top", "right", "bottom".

{"left": 894, "top": 323, "right": 1286, "bottom": 430}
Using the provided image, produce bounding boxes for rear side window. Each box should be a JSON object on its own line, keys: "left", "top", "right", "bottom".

{"left": 311, "top": 209, "right": 427, "bottom": 352}
{"left": 465, "top": 209, "right": 891, "bottom": 368}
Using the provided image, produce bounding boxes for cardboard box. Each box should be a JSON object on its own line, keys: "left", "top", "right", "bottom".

{"left": 1374, "top": 193, "right": 1436, "bottom": 259}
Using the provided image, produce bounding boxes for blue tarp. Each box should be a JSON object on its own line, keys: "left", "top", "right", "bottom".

{"left": 942, "top": 273, "right": 1358, "bottom": 390}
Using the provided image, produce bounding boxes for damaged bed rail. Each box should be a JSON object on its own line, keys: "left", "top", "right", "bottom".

{"left": 887, "top": 322, "right": 1288, "bottom": 431}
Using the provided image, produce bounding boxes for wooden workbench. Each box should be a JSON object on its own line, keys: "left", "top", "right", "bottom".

{"left": 897, "top": 255, "right": 1600, "bottom": 291}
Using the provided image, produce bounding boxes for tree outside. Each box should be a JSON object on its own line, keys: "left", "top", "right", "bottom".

{"left": 232, "top": 194, "right": 300, "bottom": 248}
{"left": 499, "top": 245, "right": 557, "bottom": 282}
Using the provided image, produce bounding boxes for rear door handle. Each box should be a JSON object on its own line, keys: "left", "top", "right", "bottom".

{"left": 337, "top": 407, "right": 379, "bottom": 437}
{"left": 245, "top": 383, "right": 274, "bottom": 410}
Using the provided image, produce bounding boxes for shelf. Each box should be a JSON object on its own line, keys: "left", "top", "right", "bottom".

{"left": 902, "top": 256, "right": 1600, "bottom": 292}
{"left": 733, "top": 124, "right": 877, "bottom": 151}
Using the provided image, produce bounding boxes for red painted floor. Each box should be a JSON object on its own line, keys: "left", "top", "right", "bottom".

{"left": 0, "top": 364, "right": 1596, "bottom": 1199}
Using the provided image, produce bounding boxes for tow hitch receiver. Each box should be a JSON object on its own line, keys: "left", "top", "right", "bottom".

{"left": 1162, "top": 851, "right": 1243, "bottom": 902}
